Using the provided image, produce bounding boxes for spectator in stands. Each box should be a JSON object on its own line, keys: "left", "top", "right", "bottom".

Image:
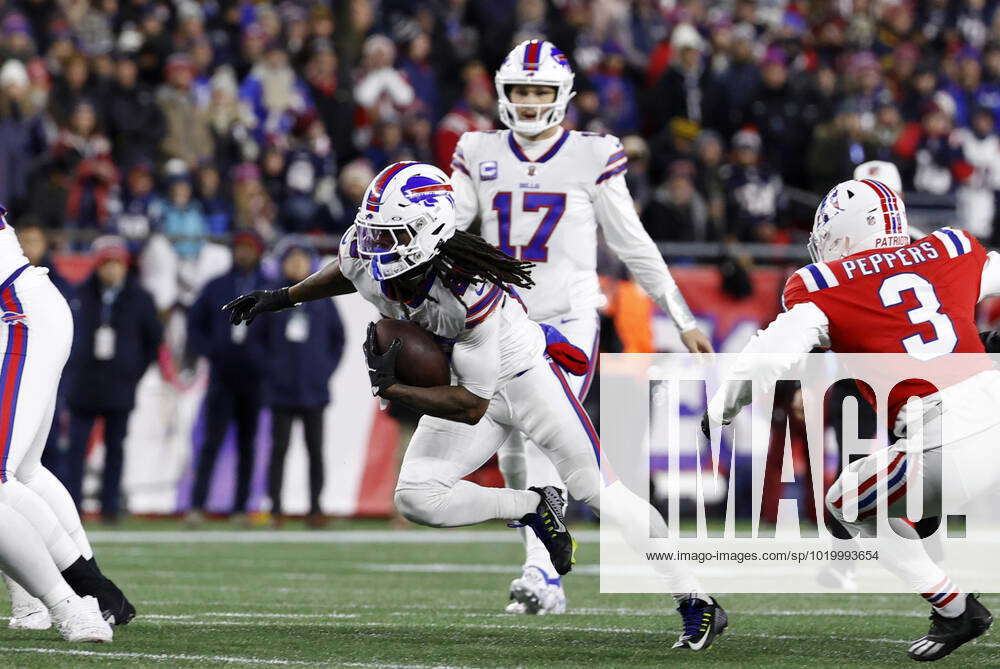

{"left": 186, "top": 231, "right": 269, "bottom": 525}
{"left": 650, "top": 23, "right": 715, "bottom": 130}
{"left": 954, "top": 106, "right": 1000, "bottom": 240}
{"left": 53, "top": 100, "right": 119, "bottom": 231}
{"left": 434, "top": 64, "right": 494, "bottom": 171}
{"left": 104, "top": 53, "right": 164, "bottom": 170}
{"left": 332, "top": 159, "right": 375, "bottom": 233}
{"left": 693, "top": 130, "right": 727, "bottom": 237}
{"left": 206, "top": 66, "right": 256, "bottom": 176}
{"left": 744, "top": 46, "right": 808, "bottom": 185}
{"left": 197, "top": 163, "right": 232, "bottom": 235}
{"left": 807, "top": 102, "right": 871, "bottom": 192}
{"left": 590, "top": 46, "right": 640, "bottom": 135}
{"left": 946, "top": 47, "right": 998, "bottom": 128}
{"left": 264, "top": 242, "right": 344, "bottom": 527}
{"left": 160, "top": 171, "right": 208, "bottom": 260}
{"left": 354, "top": 34, "right": 415, "bottom": 135}
{"left": 303, "top": 41, "right": 355, "bottom": 164}
{"left": 400, "top": 31, "right": 439, "bottom": 122}
{"left": 896, "top": 95, "right": 961, "bottom": 195}
{"left": 64, "top": 236, "right": 162, "bottom": 522}
{"left": 157, "top": 53, "right": 214, "bottom": 167}
{"left": 0, "top": 59, "right": 46, "bottom": 213}
{"left": 280, "top": 111, "right": 337, "bottom": 233}
{"left": 239, "top": 42, "right": 310, "bottom": 140}
{"left": 721, "top": 128, "right": 783, "bottom": 242}
{"left": 643, "top": 159, "right": 711, "bottom": 242}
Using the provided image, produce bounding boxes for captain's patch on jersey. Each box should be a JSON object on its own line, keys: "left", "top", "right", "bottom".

{"left": 479, "top": 161, "right": 497, "bottom": 181}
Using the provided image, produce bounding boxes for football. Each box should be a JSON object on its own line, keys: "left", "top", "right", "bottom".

{"left": 374, "top": 318, "right": 451, "bottom": 387}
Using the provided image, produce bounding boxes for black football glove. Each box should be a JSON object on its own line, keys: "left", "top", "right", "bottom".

{"left": 364, "top": 322, "right": 401, "bottom": 397}
{"left": 701, "top": 412, "right": 711, "bottom": 440}
{"left": 222, "top": 287, "right": 293, "bottom": 325}
{"left": 980, "top": 330, "right": 1000, "bottom": 353}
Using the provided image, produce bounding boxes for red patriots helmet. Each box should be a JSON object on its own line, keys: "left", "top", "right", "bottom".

{"left": 809, "top": 179, "right": 910, "bottom": 263}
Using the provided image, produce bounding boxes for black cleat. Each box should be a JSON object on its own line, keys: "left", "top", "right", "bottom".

{"left": 96, "top": 578, "right": 136, "bottom": 626}
{"left": 673, "top": 596, "right": 728, "bottom": 651}
{"left": 908, "top": 594, "right": 992, "bottom": 661}
{"left": 511, "top": 486, "right": 576, "bottom": 575}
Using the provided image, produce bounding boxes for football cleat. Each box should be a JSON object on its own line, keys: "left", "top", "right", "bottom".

{"left": 50, "top": 596, "right": 113, "bottom": 643}
{"left": 506, "top": 566, "right": 566, "bottom": 615}
{"left": 908, "top": 594, "right": 993, "bottom": 662}
{"left": 5, "top": 573, "right": 51, "bottom": 630}
{"left": 672, "top": 596, "right": 728, "bottom": 651}
{"left": 509, "top": 487, "right": 576, "bottom": 575}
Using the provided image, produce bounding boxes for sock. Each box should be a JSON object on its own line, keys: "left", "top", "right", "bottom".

{"left": 21, "top": 466, "right": 94, "bottom": 560}
{"left": 40, "top": 583, "right": 76, "bottom": 610}
{"left": 0, "top": 479, "right": 81, "bottom": 570}
{"left": 3, "top": 572, "right": 42, "bottom": 610}
{"left": 921, "top": 576, "right": 967, "bottom": 618}
{"left": 0, "top": 501, "right": 70, "bottom": 605}
{"left": 60, "top": 556, "right": 103, "bottom": 597}
{"left": 522, "top": 528, "right": 559, "bottom": 575}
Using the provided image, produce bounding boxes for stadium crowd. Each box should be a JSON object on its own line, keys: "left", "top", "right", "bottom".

{"left": 4, "top": 0, "right": 1000, "bottom": 517}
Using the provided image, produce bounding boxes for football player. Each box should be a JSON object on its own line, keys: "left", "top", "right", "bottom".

{"left": 0, "top": 204, "right": 138, "bottom": 641}
{"left": 449, "top": 39, "right": 713, "bottom": 614}
{"left": 224, "top": 161, "right": 728, "bottom": 651}
{"left": 705, "top": 179, "right": 998, "bottom": 661}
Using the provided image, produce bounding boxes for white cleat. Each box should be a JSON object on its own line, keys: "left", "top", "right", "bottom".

{"left": 4, "top": 574, "right": 51, "bottom": 630}
{"left": 506, "top": 566, "right": 567, "bottom": 615}
{"left": 51, "top": 596, "right": 113, "bottom": 643}
{"left": 10, "top": 602, "right": 51, "bottom": 630}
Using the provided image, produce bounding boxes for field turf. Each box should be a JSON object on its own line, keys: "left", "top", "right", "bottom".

{"left": 0, "top": 519, "right": 996, "bottom": 668}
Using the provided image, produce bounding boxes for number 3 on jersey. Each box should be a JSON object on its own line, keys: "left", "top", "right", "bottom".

{"left": 878, "top": 272, "right": 958, "bottom": 361}
{"left": 492, "top": 192, "right": 566, "bottom": 262}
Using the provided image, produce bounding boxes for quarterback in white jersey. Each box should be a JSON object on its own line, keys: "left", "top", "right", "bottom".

{"left": 0, "top": 206, "right": 136, "bottom": 642}
{"left": 224, "top": 161, "right": 728, "bottom": 651}
{"left": 450, "top": 39, "right": 712, "bottom": 613}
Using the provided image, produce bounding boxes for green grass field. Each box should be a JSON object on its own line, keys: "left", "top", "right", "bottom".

{"left": 0, "top": 519, "right": 996, "bottom": 668}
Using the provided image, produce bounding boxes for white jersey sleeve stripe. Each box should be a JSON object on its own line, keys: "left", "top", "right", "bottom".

{"left": 795, "top": 266, "right": 820, "bottom": 292}
{"left": 932, "top": 229, "right": 961, "bottom": 258}
{"left": 815, "top": 262, "right": 839, "bottom": 287}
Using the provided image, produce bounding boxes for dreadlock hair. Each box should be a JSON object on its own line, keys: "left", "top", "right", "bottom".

{"left": 429, "top": 230, "right": 535, "bottom": 289}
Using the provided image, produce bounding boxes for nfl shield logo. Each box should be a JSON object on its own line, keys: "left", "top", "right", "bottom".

{"left": 479, "top": 161, "right": 498, "bottom": 181}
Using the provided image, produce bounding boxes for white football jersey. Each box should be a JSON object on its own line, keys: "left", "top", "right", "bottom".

{"left": 339, "top": 225, "right": 544, "bottom": 397}
{"left": 0, "top": 210, "right": 31, "bottom": 283}
{"left": 451, "top": 128, "right": 696, "bottom": 330}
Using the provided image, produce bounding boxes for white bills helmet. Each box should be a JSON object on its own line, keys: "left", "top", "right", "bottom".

{"left": 809, "top": 179, "right": 909, "bottom": 263}
{"left": 853, "top": 160, "right": 903, "bottom": 195}
{"left": 496, "top": 39, "right": 576, "bottom": 136}
{"left": 355, "top": 162, "right": 457, "bottom": 281}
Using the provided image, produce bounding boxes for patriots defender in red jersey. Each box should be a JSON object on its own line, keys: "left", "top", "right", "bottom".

{"left": 707, "top": 179, "right": 998, "bottom": 662}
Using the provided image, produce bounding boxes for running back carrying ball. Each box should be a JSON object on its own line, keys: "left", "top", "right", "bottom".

{"left": 373, "top": 318, "right": 450, "bottom": 387}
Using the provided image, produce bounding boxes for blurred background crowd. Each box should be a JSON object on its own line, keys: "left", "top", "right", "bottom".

{"left": 4, "top": 0, "right": 1000, "bottom": 521}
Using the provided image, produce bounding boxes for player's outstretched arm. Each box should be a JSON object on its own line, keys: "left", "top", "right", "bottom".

{"left": 593, "top": 169, "right": 714, "bottom": 352}
{"left": 222, "top": 258, "right": 357, "bottom": 325}
{"left": 288, "top": 258, "right": 357, "bottom": 302}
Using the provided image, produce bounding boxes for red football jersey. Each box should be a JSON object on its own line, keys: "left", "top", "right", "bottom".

{"left": 782, "top": 227, "right": 991, "bottom": 424}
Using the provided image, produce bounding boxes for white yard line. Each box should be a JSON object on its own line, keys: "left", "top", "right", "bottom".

{"left": 122, "top": 615, "right": 1000, "bottom": 648}
{"left": 88, "top": 530, "right": 600, "bottom": 544}
{"left": 0, "top": 646, "right": 481, "bottom": 668}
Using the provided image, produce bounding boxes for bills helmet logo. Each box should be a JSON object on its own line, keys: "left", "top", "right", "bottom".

{"left": 400, "top": 175, "right": 454, "bottom": 207}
